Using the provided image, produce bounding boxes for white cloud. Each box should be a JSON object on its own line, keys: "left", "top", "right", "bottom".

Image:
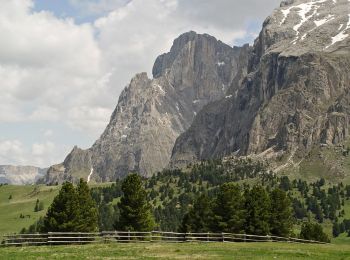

{"left": 0, "top": 139, "right": 66, "bottom": 167}
{"left": 0, "top": 0, "right": 281, "bottom": 166}
{"left": 0, "top": 0, "right": 110, "bottom": 136}
{"left": 43, "top": 129, "right": 54, "bottom": 138}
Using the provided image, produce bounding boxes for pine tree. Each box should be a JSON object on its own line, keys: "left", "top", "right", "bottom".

{"left": 180, "top": 194, "right": 212, "bottom": 233}
{"left": 269, "top": 188, "right": 293, "bottom": 237}
{"left": 43, "top": 182, "right": 79, "bottom": 232}
{"left": 75, "top": 178, "right": 99, "bottom": 232}
{"left": 115, "top": 173, "right": 155, "bottom": 231}
{"left": 34, "top": 199, "right": 40, "bottom": 212}
{"left": 332, "top": 222, "right": 341, "bottom": 238}
{"left": 244, "top": 185, "right": 271, "bottom": 235}
{"left": 300, "top": 221, "right": 330, "bottom": 242}
{"left": 211, "top": 183, "right": 245, "bottom": 233}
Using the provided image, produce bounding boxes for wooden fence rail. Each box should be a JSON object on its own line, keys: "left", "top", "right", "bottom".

{"left": 1, "top": 231, "right": 328, "bottom": 247}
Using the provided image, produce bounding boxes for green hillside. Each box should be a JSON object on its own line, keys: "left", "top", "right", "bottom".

{"left": 1, "top": 158, "right": 350, "bottom": 245}
{"left": 0, "top": 185, "right": 59, "bottom": 236}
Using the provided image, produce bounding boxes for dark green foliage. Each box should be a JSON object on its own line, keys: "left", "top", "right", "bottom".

{"left": 292, "top": 198, "right": 307, "bottom": 219}
{"left": 244, "top": 185, "right": 271, "bottom": 235}
{"left": 34, "top": 199, "right": 44, "bottom": 212}
{"left": 115, "top": 173, "right": 155, "bottom": 231}
{"left": 332, "top": 222, "right": 341, "bottom": 237}
{"left": 43, "top": 182, "right": 79, "bottom": 232}
{"left": 98, "top": 202, "right": 118, "bottom": 231}
{"left": 42, "top": 180, "right": 98, "bottom": 232}
{"left": 86, "top": 158, "right": 347, "bottom": 236}
{"left": 279, "top": 176, "right": 291, "bottom": 191}
{"left": 8, "top": 194, "right": 12, "bottom": 200}
{"left": 75, "top": 179, "right": 99, "bottom": 232}
{"left": 269, "top": 188, "right": 293, "bottom": 237}
{"left": 181, "top": 194, "right": 212, "bottom": 233}
{"left": 211, "top": 183, "right": 245, "bottom": 233}
{"left": 299, "top": 222, "right": 330, "bottom": 243}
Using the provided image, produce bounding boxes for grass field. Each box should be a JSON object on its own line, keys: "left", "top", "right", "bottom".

{"left": 0, "top": 185, "right": 59, "bottom": 236}
{"left": 1, "top": 242, "right": 350, "bottom": 259}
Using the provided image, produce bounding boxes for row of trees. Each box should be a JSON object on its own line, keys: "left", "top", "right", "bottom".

{"left": 180, "top": 183, "right": 293, "bottom": 237}
{"left": 20, "top": 164, "right": 335, "bottom": 243}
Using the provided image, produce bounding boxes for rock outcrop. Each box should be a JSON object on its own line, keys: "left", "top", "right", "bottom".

{"left": 170, "top": 0, "right": 350, "bottom": 170}
{"left": 44, "top": 32, "right": 251, "bottom": 183}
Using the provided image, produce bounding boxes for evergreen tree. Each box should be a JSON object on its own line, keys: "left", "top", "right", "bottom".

{"left": 34, "top": 199, "right": 40, "bottom": 212}
{"left": 244, "top": 185, "right": 271, "bottom": 235}
{"left": 332, "top": 222, "right": 341, "bottom": 238}
{"left": 279, "top": 176, "right": 291, "bottom": 191}
{"left": 115, "top": 173, "right": 155, "bottom": 231}
{"left": 75, "top": 178, "right": 99, "bottom": 232}
{"left": 269, "top": 188, "right": 293, "bottom": 237}
{"left": 43, "top": 182, "right": 79, "bottom": 232}
{"left": 180, "top": 194, "right": 212, "bottom": 232}
{"left": 211, "top": 183, "right": 245, "bottom": 233}
{"left": 315, "top": 204, "right": 324, "bottom": 223}
{"left": 300, "top": 221, "right": 330, "bottom": 243}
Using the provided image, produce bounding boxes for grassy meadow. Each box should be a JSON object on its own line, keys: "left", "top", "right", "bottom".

{"left": 1, "top": 242, "right": 350, "bottom": 259}
{"left": 0, "top": 185, "right": 59, "bottom": 236}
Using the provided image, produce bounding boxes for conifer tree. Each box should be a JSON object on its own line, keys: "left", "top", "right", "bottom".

{"left": 269, "top": 188, "right": 293, "bottom": 237}
{"left": 43, "top": 182, "right": 79, "bottom": 232}
{"left": 300, "top": 221, "right": 330, "bottom": 242}
{"left": 76, "top": 178, "right": 99, "bottom": 232}
{"left": 180, "top": 194, "right": 212, "bottom": 233}
{"left": 244, "top": 185, "right": 271, "bottom": 235}
{"left": 34, "top": 199, "right": 40, "bottom": 212}
{"left": 211, "top": 183, "right": 245, "bottom": 233}
{"left": 115, "top": 173, "right": 155, "bottom": 231}
{"left": 332, "top": 222, "right": 341, "bottom": 237}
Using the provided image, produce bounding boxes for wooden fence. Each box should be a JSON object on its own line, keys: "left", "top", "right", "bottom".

{"left": 1, "top": 231, "right": 328, "bottom": 247}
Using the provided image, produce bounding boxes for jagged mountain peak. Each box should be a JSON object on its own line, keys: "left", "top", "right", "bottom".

{"left": 43, "top": 30, "right": 251, "bottom": 183}
{"left": 262, "top": 0, "right": 350, "bottom": 55}
{"left": 170, "top": 0, "right": 350, "bottom": 177}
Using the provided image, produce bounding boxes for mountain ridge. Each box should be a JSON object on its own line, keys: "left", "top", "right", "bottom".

{"left": 41, "top": 0, "right": 350, "bottom": 184}
{"left": 43, "top": 31, "right": 251, "bottom": 183}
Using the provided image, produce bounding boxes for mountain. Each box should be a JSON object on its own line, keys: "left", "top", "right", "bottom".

{"left": 44, "top": 32, "right": 251, "bottom": 183}
{"left": 170, "top": 0, "right": 350, "bottom": 179}
{"left": 0, "top": 165, "right": 47, "bottom": 185}
{"left": 43, "top": 0, "right": 350, "bottom": 184}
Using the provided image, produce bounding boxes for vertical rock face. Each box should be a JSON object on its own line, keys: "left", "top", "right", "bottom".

{"left": 170, "top": 0, "right": 350, "bottom": 167}
{"left": 45, "top": 32, "right": 251, "bottom": 183}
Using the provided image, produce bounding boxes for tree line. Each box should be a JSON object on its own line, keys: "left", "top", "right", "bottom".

{"left": 22, "top": 172, "right": 331, "bottom": 242}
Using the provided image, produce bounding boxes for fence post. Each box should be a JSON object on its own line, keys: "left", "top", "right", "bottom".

{"left": 207, "top": 232, "right": 209, "bottom": 242}
{"left": 128, "top": 230, "right": 130, "bottom": 242}
{"left": 222, "top": 232, "right": 224, "bottom": 242}
{"left": 244, "top": 233, "right": 246, "bottom": 243}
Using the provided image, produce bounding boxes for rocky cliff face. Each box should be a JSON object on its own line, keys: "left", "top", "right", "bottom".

{"left": 45, "top": 32, "right": 251, "bottom": 183}
{"left": 0, "top": 165, "right": 47, "bottom": 185}
{"left": 171, "top": 0, "right": 350, "bottom": 170}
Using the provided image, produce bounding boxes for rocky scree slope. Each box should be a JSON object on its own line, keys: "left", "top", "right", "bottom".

{"left": 43, "top": 32, "right": 251, "bottom": 183}
{"left": 170, "top": 0, "right": 350, "bottom": 174}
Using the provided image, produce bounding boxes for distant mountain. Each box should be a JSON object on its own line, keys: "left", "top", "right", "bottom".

{"left": 0, "top": 165, "right": 47, "bottom": 185}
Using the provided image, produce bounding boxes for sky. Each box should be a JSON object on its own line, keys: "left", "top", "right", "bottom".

{"left": 0, "top": 0, "right": 281, "bottom": 168}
